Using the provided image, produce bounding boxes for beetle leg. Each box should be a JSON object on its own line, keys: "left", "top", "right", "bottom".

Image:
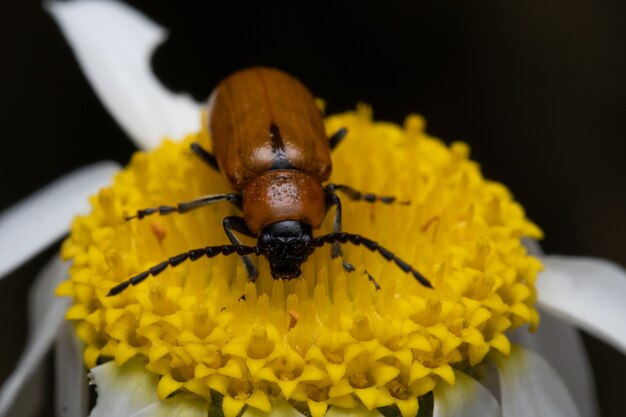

{"left": 365, "top": 272, "right": 381, "bottom": 290}
{"left": 326, "top": 192, "right": 381, "bottom": 290}
{"left": 328, "top": 127, "right": 348, "bottom": 150}
{"left": 325, "top": 193, "right": 361, "bottom": 271}
{"left": 223, "top": 216, "right": 259, "bottom": 281}
{"left": 325, "top": 183, "right": 410, "bottom": 205}
{"left": 125, "top": 193, "right": 242, "bottom": 221}
{"left": 325, "top": 193, "right": 344, "bottom": 260}
{"left": 191, "top": 142, "right": 220, "bottom": 172}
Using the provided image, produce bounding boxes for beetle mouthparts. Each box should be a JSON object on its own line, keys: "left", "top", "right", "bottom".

{"left": 270, "top": 262, "right": 303, "bottom": 280}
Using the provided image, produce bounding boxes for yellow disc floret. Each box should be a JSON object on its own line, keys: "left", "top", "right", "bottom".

{"left": 58, "top": 106, "right": 542, "bottom": 417}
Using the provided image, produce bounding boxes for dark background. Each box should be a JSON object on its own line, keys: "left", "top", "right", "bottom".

{"left": 1, "top": 0, "right": 625, "bottom": 416}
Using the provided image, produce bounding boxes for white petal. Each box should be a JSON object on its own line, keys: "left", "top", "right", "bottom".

{"left": 88, "top": 360, "right": 159, "bottom": 417}
{"left": 55, "top": 322, "right": 88, "bottom": 417}
{"left": 28, "top": 257, "right": 72, "bottom": 323}
{"left": 242, "top": 401, "right": 306, "bottom": 417}
{"left": 510, "top": 308, "right": 598, "bottom": 417}
{"left": 521, "top": 237, "right": 543, "bottom": 257}
{"left": 0, "top": 258, "right": 70, "bottom": 417}
{"left": 433, "top": 370, "right": 501, "bottom": 417}
{"left": 537, "top": 255, "right": 626, "bottom": 354}
{"left": 520, "top": 241, "right": 598, "bottom": 416}
{"left": 324, "top": 405, "right": 383, "bottom": 417}
{"left": 495, "top": 345, "right": 580, "bottom": 417}
{"left": 0, "top": 162, "right": 119, "bottom": 279}
{"left": 46, "top": 0, "right": 202, "bottom": 149}
{"left": 129, "top": 395, "right": 208, "bottom": 417}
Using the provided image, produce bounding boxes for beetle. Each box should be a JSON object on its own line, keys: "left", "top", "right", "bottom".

{"left": 108, "top": 67, "right": 431, "bottom": 296}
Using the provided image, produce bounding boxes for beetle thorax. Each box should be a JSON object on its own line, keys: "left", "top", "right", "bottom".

{"left": 242, "top": 170, "right": 326, "bottom": 234}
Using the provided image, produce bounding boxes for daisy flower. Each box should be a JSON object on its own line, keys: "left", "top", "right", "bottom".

{"left": 1, "top": 1, "right": 625, "bottom": 417}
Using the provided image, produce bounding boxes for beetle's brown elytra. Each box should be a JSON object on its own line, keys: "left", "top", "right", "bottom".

{"left": 209, "top": 67, "right": 332, "bottom": 189}
{"left": 110, "top": 67, "right": 431, "bottom": 296}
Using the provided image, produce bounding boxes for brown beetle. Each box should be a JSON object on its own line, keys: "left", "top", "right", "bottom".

{"left": 108, "top": 67, "right": 431, "bottom": 296}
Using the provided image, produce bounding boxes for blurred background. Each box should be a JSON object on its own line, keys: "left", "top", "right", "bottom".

{"left": 1, "top": 0, "right": 625, "bottom": 415}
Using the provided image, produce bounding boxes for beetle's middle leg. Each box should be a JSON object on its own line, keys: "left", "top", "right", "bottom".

{"left": 223, "top": 216, "right": 259, "bottom": 280}
{"left": 326, "top": 184, "right": 409, "bottom": 205}
{"left": 125, "top": 193, "right": 242, "bottom": 221}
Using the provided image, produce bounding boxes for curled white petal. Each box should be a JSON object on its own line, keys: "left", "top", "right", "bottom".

{"left": 55, "top": 322, "right": 88, "bottom": 417}
{"left": 510, "top": 308, "right": 598, "bottom": 417}
{"left": 537, "top": 255, "right": 626, "bottom": 354}
{"left": 88, "top": 360, "right": 159, "bottom": 417}
{"left": 0, "top": 258, "right": 70, "bottom": 417}
{"left": 495, "top": 345, "right": 580, "bottom": 417}
{"left": 433, "top": 370, "right": 501, "bottom": 417}
{"left": 47, "top": 0, "right": 202, "bottom": 150}
{"left": 0, "top": 162, "right": 119, "bottom": 279}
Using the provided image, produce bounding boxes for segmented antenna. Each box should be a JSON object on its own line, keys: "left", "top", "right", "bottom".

{"left": 309, "top": 233, "right": 432, "bottom": 288}
{"left": 107, "top": 233, "right": 432, "bottom": 297}
{"left": 107, "top": 244, "right": 261, "bottom": 296}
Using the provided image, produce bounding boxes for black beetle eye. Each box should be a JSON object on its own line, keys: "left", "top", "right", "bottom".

{"left": 259, "top": 234, "right": 272, "bottom": 246}
{"left": 292, "top": 242, "right": 303, "bottom": 253}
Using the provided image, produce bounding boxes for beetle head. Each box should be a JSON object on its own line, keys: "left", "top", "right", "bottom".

{"left": 257, "top": 221, "right": 313, "bottom": 279}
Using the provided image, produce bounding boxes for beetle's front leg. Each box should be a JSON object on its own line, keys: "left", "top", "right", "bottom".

{"left": 326, "top": 191, "right": 380, "bottom": 290}
{"left": 223, "top": 216, "right": 259, "bottom": 281}
{"left": 325, "top": 193, "right": 355, "bottom": 273}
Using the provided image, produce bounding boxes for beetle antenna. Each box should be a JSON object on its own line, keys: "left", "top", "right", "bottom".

{"left": 107, "top": 244, "right": 262, "bottom": 296}
{"left": 309, "top": 233, "right": 432, "bottom": 288}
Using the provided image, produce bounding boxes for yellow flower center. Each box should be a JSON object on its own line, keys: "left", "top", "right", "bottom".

{"left": 58, "top": 106, "right": 543, "bottom": 417}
